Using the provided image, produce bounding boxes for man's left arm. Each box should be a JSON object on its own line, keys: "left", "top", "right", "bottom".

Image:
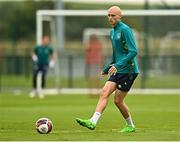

{"left": 114, "top": 28, "right": 138, "bottom": 69}
{"left": 49, "top": 47, "right": 55, "bottom": 68}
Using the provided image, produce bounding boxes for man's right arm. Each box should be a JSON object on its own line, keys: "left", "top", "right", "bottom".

{"left": 32, "top": 46, "right": 38, "bottom": 62}
{"left": 102, "top": 54, "right": 115, "bottom": 74}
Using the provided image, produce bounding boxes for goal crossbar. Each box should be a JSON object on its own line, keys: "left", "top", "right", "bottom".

{"left": 37, "top": 9, "right": 180, "bottom": 16}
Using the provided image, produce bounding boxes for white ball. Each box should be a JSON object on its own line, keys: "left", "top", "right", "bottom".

{"left": 36, "top": 117, "right": 53, "bottom": 134}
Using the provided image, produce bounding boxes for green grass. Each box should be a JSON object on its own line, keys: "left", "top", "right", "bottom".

{"left": 0, "top": 93, "right": 180, "bottom": 141}
{"left": 1, "top": 74, "right": 180, "bottom": 89}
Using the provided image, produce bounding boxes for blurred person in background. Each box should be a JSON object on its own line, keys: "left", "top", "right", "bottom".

{"left": 76, "top": 6, "right": 139, "bottom": 132}
{"left": 29, "top": 36, "right": 54, "bottom": 99}
{"left": 85, "top": 34, "right": 103, "bottom": 95}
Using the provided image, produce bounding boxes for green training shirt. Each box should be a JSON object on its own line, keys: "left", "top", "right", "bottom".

{"left": 102, "top": 21, "right": 139, "bottom": 74}
{"left": 34, "top": 44, "right": 53, "bottom": 66}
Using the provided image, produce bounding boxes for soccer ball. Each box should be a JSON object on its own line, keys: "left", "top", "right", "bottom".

{"left": 36, "top": 117, "right": 53, "bottom": 134}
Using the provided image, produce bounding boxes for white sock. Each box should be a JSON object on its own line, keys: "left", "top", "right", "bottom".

{"left": 125, "top": 115, "right": 135, "bottom": 128}
{"left": 90, "top": 112, "right": 101, "bottom": 125}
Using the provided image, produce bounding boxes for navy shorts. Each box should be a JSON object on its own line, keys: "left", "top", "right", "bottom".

{"left": 108, "top": 73, "right": 138, "bottom": 92}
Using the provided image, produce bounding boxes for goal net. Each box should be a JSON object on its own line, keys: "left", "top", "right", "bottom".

{"left": 36, "top": 9, "right": 180, "bottom": 94}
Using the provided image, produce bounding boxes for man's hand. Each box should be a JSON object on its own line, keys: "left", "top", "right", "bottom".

{"left": 108, "top": 66, "right": 117, "bottom": 76}
{"left": 32, "top": 54, "right": 38, "bottom": 62}
{"left": 49, "top": 60, "right": 55, "bottom": 68}
{"left": 100, "top": 71, "right": 107, "bottom": 78}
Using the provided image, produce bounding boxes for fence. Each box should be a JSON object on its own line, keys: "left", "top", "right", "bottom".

{"left": 0, "top": 53, "right": 180, "bottom": 91}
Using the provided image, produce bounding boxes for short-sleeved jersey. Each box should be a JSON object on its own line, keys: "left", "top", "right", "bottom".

{"left": 34, "top": 45, "right": 53, "bottom": 66}
{"left": 102, "top": 21, "right": 139, "bottom": 74}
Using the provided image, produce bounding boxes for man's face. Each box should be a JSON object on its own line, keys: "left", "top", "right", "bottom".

{"left": 108, "top": 13, "right": 120, "bottom": 27}
{"left": 42, "top": 36, "right": 49, "bottom": 46}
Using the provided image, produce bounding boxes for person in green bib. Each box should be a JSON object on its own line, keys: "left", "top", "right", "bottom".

{"left": 29, "top": 36, "right": 54, "bottom": 99}
{"left": 76, "top": 6, "right": 139, "bottom": 133}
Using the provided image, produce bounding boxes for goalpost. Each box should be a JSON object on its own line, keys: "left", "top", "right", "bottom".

{"left": 36, "top": 9, "right": 180, "bottom": 44}
{"left": 36, "top": 9, "right": 180, "bottom": 95}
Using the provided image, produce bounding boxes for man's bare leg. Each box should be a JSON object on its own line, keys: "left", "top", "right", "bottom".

{"left": 114, "top": 89, "right": 135, "bottom": 132}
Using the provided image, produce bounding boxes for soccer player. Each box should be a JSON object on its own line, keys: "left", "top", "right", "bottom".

{"left": 76, "top": 6, "right": 139, "bottom": 132}
{"left": 29, "top": 36, "right": 54, "bottom": 99}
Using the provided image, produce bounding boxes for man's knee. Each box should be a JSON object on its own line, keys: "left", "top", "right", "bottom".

{"left": 114, "top": 95, "right": 124, "bottom": 106}
{"left": 99, "top": 89, "right": 109, "bottom": 99}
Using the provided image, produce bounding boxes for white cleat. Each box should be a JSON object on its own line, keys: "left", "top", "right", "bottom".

{"left": 38, "top": 89, "right": 45, "bottom": 99}
{"left": 29, "top": 90, "right": 37, "bottom": 98}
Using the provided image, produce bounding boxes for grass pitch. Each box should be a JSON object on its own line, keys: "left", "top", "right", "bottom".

{"left": 0, "top": 93, "right": 180, "bottom": 141}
